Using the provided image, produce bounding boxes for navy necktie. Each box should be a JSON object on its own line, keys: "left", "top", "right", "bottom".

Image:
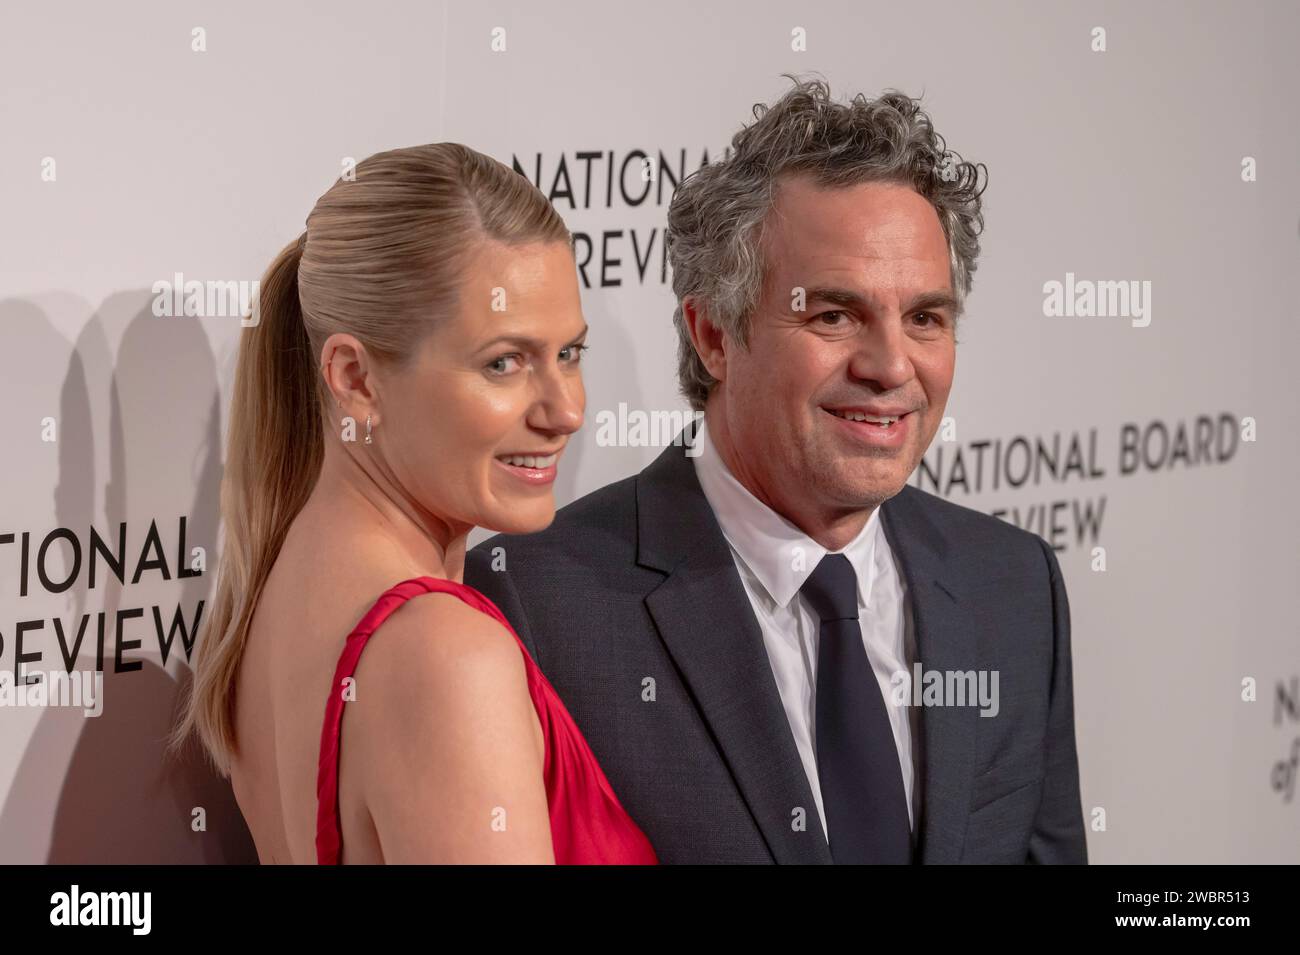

{"left": 800, "top": 552, "right": 912, "bottom": 864}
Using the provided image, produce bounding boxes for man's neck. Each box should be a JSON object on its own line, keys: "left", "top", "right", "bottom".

{"left": 702, "top": 405, "right": 872, "bottom": 552}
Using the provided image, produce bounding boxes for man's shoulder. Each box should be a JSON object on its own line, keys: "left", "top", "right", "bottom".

{"left": 887, "top": 482, "right": 1054, "bottom": 573}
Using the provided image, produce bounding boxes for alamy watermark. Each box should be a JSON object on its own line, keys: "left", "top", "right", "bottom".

{"left": 1043, "top": 272, "right": 1151, "bottom": 327}
{"left": 50, "top": 885, "right": 150, "bottom": 934}
{"left": 594, "top": 402, "right": 704, "bottom": 455}
{"left": 152, "top": 272, "right": 261, "bottom": 326}
{"left": 0, "top": 669, "right": 103, "bottom": 717}
{"left": 889, "top": 664, "right": 1000, "bottom": 717}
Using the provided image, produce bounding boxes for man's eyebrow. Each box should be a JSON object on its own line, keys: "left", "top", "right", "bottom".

{"left": 476, "top": 323, "right": 590, "bottom": 352}
{"left": 905, "top": 289, "right": 962, "bottom": 316}
{"left": 804, "top": 286, "right": 962, "bottom": 316}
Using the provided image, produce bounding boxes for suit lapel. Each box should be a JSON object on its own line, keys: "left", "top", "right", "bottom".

{"left": 637, "top": 432, "right": 833, "bottom": 864}
{"left": 879, "top": 487, "right": 980, "bottom": 864}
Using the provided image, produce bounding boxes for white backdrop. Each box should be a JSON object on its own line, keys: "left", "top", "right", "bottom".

{"left": 1, "top": 0, "right": 1297, "bottom": 863}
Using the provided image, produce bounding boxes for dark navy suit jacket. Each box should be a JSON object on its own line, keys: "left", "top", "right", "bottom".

{"left": 466, "top": 431, "right": 1088, "bottom": 864}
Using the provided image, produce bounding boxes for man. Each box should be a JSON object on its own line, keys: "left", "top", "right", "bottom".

{"left": 466, "top": 77, "right": 1087, "bottom": 863}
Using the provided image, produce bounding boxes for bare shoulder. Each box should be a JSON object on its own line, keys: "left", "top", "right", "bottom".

{"left": 347, "top": 591, "right": 532, "bottom": 737}
{"left": 366, "top": 590, "right": 523, "bottom": 671}
{"left": 341, "top": 589, "right": 552, "bottom": 863}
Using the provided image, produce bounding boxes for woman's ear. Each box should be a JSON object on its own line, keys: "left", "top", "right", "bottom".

{"left": 321, "top": 333, "right": 378, "bottom": 417}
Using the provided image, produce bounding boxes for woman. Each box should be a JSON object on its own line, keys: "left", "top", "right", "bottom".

{"left": 171, "top": 143, "right": 658, "bottom": 865}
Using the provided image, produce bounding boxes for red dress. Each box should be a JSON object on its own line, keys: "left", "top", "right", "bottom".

{"left": 316, "top": 576, "right": 659, "bottom": 865}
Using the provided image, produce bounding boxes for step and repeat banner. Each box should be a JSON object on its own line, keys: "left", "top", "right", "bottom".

{"left": 0, "top": 0, "right": 1296, "bottom": 864}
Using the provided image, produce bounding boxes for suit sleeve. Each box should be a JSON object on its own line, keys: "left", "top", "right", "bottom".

{"left": 464, "top": 545, "right": 543, "bottom": 669}
{"left": 1026, "top": 536, "right": 1089, "bottom": 864}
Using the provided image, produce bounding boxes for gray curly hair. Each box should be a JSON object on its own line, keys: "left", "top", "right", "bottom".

{"left": 666, "top": 75, "right": 988, "bottom": 410}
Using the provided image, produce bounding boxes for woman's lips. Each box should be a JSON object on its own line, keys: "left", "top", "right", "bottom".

{"left": 493, "top": 448, "right": 562, "bottom": 486}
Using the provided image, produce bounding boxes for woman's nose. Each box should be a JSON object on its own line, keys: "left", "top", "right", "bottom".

{"left": 535, "top": 372, "right": 584, "bottom": 435}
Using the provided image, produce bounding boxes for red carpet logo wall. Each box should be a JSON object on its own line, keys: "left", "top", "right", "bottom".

{"left": 0, "top": 518, "right": 204, "bottom": 682}
{"left": 916, "top": 413, "right": 1248, "bottom": 554}
{"left": 512, "top": 146, "right": 724, "bottom": 289}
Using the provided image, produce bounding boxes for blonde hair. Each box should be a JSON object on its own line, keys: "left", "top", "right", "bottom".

{"left": 170, "top": 143, "right": 570, "bottom": 774}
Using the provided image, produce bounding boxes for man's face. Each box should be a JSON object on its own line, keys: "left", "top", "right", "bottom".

{"left": 713, "top": 175, "right": 957, "bottom": 536}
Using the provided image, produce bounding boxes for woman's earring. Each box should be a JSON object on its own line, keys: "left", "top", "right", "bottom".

{"left": 364, "top": 414, "right": 373, "bottom": 445}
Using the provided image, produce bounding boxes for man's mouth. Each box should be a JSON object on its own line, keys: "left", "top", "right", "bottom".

{"left": 823, "top": 407, "right": 910, "bottom": 428}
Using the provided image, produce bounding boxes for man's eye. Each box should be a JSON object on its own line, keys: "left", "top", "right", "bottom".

{"left": 913, "top": 312, "right": 943, "bottom": 328}
{"left": 561, "top": 344, "right": 589, "bottom": 363}
{"left": 817, "top": 310, "right": 848, "bottom": 326}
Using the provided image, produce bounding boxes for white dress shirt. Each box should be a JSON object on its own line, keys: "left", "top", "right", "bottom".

{"left": 690, "top": 418, "right": 919, "bottom": 843}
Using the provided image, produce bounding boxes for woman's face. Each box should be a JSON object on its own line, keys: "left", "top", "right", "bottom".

{"left": 376, "top": 239, "right": 587, "bottom": 536}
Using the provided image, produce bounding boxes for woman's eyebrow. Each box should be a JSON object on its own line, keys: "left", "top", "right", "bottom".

{"left": 477, "top": 323, "right": 589, "bottom": 352}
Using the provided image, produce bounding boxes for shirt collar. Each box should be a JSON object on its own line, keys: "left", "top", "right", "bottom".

{"left": 691, "top": 417, "right": 878, "bottom": 611}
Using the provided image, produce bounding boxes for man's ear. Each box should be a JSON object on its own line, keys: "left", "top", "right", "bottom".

{"left": 682, "top": 298, "right": 728, "bottom": 384}
{"left": 320, "top": 333, "right": 379, "bottom": 418}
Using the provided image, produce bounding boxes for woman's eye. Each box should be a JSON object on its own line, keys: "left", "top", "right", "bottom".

{"left": 487, "top": 354, "right": 523, "bottom": 375}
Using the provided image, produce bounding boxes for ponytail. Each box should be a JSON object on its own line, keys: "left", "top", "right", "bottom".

{"left": 169, "top": 233, "right": 324, "bottom": 772}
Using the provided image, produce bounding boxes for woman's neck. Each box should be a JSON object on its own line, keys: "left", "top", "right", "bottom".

{"left": 308, "top": 439, "right": 471, "bottom": 583}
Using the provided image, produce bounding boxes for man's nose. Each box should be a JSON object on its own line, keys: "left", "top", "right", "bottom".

{"left": 846, "top": 317, "right": 914, "bottom": 391}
